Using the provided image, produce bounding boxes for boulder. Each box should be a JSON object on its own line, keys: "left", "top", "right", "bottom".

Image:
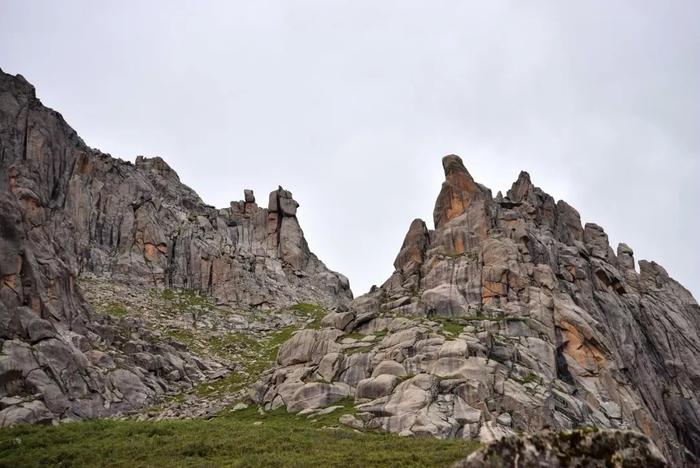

{"left": 356, "top": 375, "right": 400, "bottom": 400}
{"left": 287, "top": 382, "right": 351, "bottom": 413}
{"left": 339, "top": 413, "right": 364, "bottom": 430}
{"left": 371, "top": 360, "right": 407, "bottom": 378}
{"left": 455, "top": 429, "right": 667, "bottom": 467}
{"left": 277, "top": 329, "right": 341, "bottom": 366}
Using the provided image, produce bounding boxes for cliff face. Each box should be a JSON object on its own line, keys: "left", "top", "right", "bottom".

{"left": 2, "top": 67, "right": 699, "bottom": 465}
{"left": 0, "top": 70, "right": 350, "bottom": 308}
{"left": 0, "top": 69, "right": 350, "bottom": 425}
{"left": 254, "top": 155, "right": 700, "bottom": 466}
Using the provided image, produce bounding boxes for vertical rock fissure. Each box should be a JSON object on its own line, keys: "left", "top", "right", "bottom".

{"left": 166, "top": 230, "right": 178, "bottom": 288}
{"left": 22, "top": 104, "right": 30, "bottom": 161}
{"left": 275, "top": 190, "right": 283, "bottom": 257}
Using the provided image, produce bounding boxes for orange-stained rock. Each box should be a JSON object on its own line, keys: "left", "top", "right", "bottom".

{"left": 433, "top": 155, "right": 484, "bottom": 229}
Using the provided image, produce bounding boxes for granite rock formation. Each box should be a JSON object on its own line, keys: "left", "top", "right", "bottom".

{"left": 0, "top": 69, "right": 351, "bottom": 426}
{"left": 454, "top": 428, "right": 667, "bottom": 467}
{"left": 253, "top": 155, "right": 700, "bottom": 466}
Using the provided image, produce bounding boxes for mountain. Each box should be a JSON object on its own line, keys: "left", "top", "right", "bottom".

{"left": 253, "top": 155, "right": 700, "bottom": 466}
{"left": 0, "top": 69, "right": 350, "bottom": 426}
{"left": 2, "top": 68, "right": 699, "bottom": 467}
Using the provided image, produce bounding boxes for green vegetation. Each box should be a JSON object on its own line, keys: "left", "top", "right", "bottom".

{"left": 164, "top": 329, "right": 200, "bottom": 351}
{"left": 430, "top": 317, "right": 467, "bottom": 336}
{"left": 160, "top": 288, "right": 214, "bottom": 327}
{"left": 0, "top": 406, "right": 479, "bottom": 467}
{"left": 160, "top": 301, "right": 326, "bottom": 403}
{"left": 513, "top": 372, "right": 542, "bottom": 386}
{"left": 291, "top": 302, "right": 327, "bottom": 329}
{"left": 192, "top": 325, "right": 297, "bottom": 399}
{"left": 101, "top": 302, "right": 129, "bottom": 318}
{"left": 345, "top": 331, "right": 368, "bottom": 340}
{"left": 346, "top": 345, "right": 374, "bottom": 355}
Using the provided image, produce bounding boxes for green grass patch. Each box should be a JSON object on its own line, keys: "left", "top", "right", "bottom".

{"left": 346, "top": 345, "right": 374, "bottom": 355}
{"left": 164, "top": 329, "right": 199, "bottom": 350}
{"left": 290, "top": 302, "right": 327, "bottom": 329}
{"left": 159, "top": 288, "right": 214, "bottom": 326}
{"left": 101, "top": 302, "right": 128, "bottom": 318}
{"left": 192, "top": 325, "right": 298, "bottom": 398}
{"left": 0, "top": 406, "right": 478, "bottom": 467}
{"left": 344, "top": 331, "right": 368, "bottom": 340}
{"left": 430, "top": 317, "right": 466, "bottom": 336}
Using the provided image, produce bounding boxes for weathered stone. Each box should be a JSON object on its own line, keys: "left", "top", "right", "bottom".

{"left": 455, "top": 429, "right": 667, "bottom": 467}
{"left": 276, "top": 329, "right": 341, "bottom": 366}
{"left": 321, "top": 311, "right": 355, "bottom": 331}
{"left": 287, "top": 382, "right": 351, "bottom": 413}
{"left": 356, "top": 375, "right": 400, "bottom": 400}
{"left": 438, "top": 339, "right": 468, "bottom": 358}
{"left": 339, "top": 413, "right": 364, "bottom": 430}
{"left": 421, "top": 285, "right": 469, "bottom": 316}
{"left": 0, "top": 68, "right": 352, "bottom": 426}
{"left": 393, "top": 219, "right": 430, "bottom": 274}
{"left": 244, "top": 189, "right": 255, "bottom": 203}
{"left": 371, "top": 360, "right": 407, "bottom": 378}
{"left": 617, "top": 242, "right": 635, "bottom": 270}
{"left": 255, "top": 155, "right": 700, "bottom": 466}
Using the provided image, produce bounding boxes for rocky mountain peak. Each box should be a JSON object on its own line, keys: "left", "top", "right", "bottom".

{"left": 433, "top": 154, "right": 490, "bottom": 231}
{"left": 255, "top": 155, "right": 700, "bottom": 466}
{"left": 2, "top": 68, "right": 698, "bottom": 466}
{"left": 0, "top": 69, "right": 351, "bottom": 428}
{"left": 507, "top": 170, "right": 534, "bottom": 202}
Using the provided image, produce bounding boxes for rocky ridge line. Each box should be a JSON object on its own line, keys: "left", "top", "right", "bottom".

{"left": 253, "top": 155, "right": 700, "bottom": 467}
{"left": 0, "top": 69, "right": 350, "bottom": 426}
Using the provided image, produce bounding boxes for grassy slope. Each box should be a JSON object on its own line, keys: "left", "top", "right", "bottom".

{"left": 2, "top": 292, "right": 480, "bottom": 467}
{"left": 0, "top": 405, "right": 478, "bottom": 467}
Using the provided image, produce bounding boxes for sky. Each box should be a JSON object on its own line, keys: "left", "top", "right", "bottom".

{"left": 1, "top": 1, "right": 698, "bottom": 299}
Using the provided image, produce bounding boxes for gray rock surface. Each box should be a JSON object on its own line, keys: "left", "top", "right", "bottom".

{"left": 454, "top": 428, "right": 667, "bottom": 467}
{"left": 254, "top": 155, "right": 700, "bottom": 466}
{"left": 0, "top": 69, "right": 351, "bottom": 426}
{"left": 1, "top": 68, "right": 698, "bottom": 466}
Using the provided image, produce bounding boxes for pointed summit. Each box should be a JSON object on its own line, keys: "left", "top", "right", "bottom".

{"left": 508, "top": 170, "right": 534, "bottom": 203}
{"left": 441, "top": 154, "right": 471, "bottom": 177}
{"left": 433, "top": 155, "right": 487, "bottom": 229}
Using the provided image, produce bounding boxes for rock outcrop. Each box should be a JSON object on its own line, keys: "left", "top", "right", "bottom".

{"left": 0, "top": 69, "right": 351, "bottom": 426}
{"left": 454, "top": 428, "right": 667, "bottom": 467}
{"left": 253, "top": 155, "right": 700, "bottom": 466}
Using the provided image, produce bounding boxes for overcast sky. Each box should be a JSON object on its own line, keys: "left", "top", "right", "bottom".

{"left": 1, "top": 1, "right": 698, "bottom": 299}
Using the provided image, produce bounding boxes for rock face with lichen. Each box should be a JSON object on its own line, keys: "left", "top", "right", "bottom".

{"left": 253, "top": 155, "right": 700, "bottom": 466}
{"left": 0, "top": 69, "right": 350, "bottom": 309}
{"left": 2, "top": 66, "right": 699, "bottom": 466}
{"left": 0, "top": 69, "right": 350, "bottom": 426}
{"left": 454, "top": 428, "right": 668, "bottom": 467}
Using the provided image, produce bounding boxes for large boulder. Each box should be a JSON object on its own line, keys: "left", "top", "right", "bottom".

{"left": 356, "top": 375, "right": 400, "bottom": 400}
{"left": 287, "top": 382, "right": 351, "bottom": 412}
{"left": 276, "top": 329, "right": 342, "bottom": 366}
{"left": 454, "top": 429, "right": 667, "bottom": 467}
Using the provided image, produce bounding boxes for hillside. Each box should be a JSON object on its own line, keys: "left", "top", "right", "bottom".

{"left": 0, "top": 68, "right": 350, "bottom": 425}
{"left": 253, "top": 156, "right": 700, "bottom": 466}
{"left": 1, "top": 70, "right": 699, "bottom": 467}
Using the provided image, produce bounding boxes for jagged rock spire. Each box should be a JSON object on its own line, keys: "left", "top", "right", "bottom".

{"left": 0, "top": 69, "right": 352, "bottom": 429}
{"left": 256, "top": 154, "right": 700, "bottom": 467}
{"left": 433, "top": 155, "right": 483, "bottom": 229}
